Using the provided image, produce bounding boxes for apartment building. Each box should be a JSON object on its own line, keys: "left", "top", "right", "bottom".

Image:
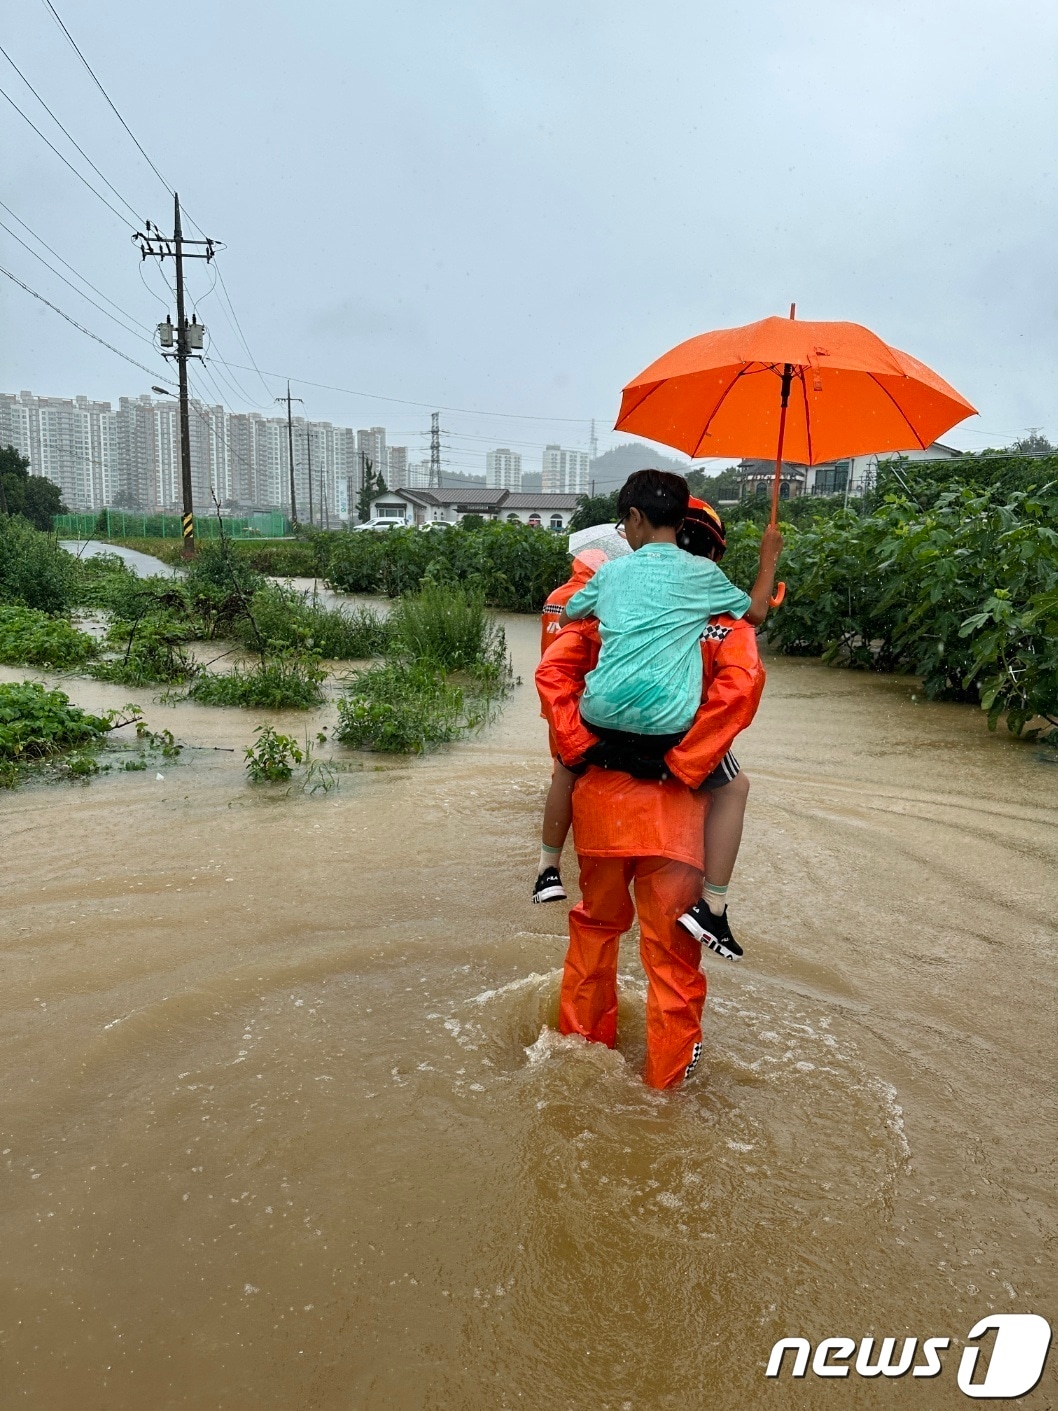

{"left": 485, "top": 447, "right": 522, "bottom": 490}
{"left": 541, "top": 443, "right": 589, "bottom": 495}
{"left": 0, "top": 390, "right": 378, "bottom": 519}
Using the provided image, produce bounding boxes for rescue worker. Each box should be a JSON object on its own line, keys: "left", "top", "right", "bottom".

{"left": 535, "top": 562, "right": 766, "bottom": 1089}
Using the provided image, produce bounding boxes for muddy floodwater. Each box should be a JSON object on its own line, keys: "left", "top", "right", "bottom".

{"left": 2, "top": 609, "right": 1056, "bottom": 1410}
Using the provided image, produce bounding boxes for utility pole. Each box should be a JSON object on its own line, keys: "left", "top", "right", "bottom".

{"left": 134, "top": 194, "right": 216, "bottom": 556}
{"left": 275, "top": 382, "right": 303, "bottom": 531}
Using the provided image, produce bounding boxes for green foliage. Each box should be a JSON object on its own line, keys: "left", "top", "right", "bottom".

{"left": 568, "top": 491, "right": 619, "bottom": 533}
{"left": 69, "top": 551, "right": 141, "bottom": 610}
{"left": 135, "top": 720, "right": 182, "bottom": 758}
{"left": 0, "top": 605, "right": 97, "bottom": 668}
{"left": 0, "top": 680, "right": 111, "bottom": 764}
{"left": 388, "top": 582, "right": 507, "bottom": 676}
{"left": 244, "top": 723, "right": 304, "bottom": 781}
{"left": 335, "top": 660, "right": 489, "bottom": 753}
{"left": 324, "top": 520, "right": 570, "bottom": 611}
{"left": 233, "top": 582, "right": 392, "bottom": 658}
{"left": 0, "top": 514, "right": 76, "bottom": 613}
{"left": 871, "top": 451, "right": 1058, "bottom": 509}
{"left": 1, "top": 446, "right": 65, "bottom": 530}
{"left": 756, "top": 483, "right": 1058, "bottom": 735}
{"left": 356, "top": 462, "right": 388, "bottom": 523}
{"left": 90, "top": 612, "right": 199, "bottom": 686}
{"left": 685, "top": 465, "right": 741, "bottom": 503}
{"left": 184, "top": 540, "right": 265, "bottom": 598}
{"left": 187, "top": 650, "right": 326, "bottom": 709}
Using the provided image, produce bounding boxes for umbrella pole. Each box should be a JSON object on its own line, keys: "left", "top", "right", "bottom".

{"left": 769, "top": 363, "right": 793, "bottom": 528}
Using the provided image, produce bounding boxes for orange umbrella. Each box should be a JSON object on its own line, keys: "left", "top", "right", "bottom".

{"left": 615, "top": 305, "right": 977, "bottom": 531}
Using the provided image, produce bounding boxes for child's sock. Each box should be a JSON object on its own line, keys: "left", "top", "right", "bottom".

{"left": 538, "top": 843, "right": 563, "bottom": 876}
{"left": 703, "top": 882, "right": 728, "bottom": 916}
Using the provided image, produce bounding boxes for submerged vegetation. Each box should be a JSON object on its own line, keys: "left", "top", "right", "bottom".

{"left": 0, "top": 605, "right": 97, "bottom": 669}
{"left": 0, "top": 681, "right": 162, "bottom": 788}
{"left": 335, "top": 660, "right": 488, "bottom": 754}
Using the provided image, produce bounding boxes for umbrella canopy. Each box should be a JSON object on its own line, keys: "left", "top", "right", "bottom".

{"left": 615, "top": 314, "right": 976, "bottom": 466}
{"left": 567, "top": 523, "right": 633, "bottom": 566}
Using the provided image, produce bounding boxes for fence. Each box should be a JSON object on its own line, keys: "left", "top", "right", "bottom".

{"left": 54, "top": 510, "right": 292, "bottom": 540}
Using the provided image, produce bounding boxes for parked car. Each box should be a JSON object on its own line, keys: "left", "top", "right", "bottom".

{"left": 352, "top": 518, "right": 405, "bottom": 532}
{"left": 418, "top": 520, "right": 450, "bottom": 532}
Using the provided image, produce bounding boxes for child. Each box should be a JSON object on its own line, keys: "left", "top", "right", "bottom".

{"left": 532, "top": 472, "right": 782, "bottom": 962}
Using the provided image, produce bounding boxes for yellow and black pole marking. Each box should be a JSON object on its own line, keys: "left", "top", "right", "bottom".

{"left": 182, "top": 512, "right": 195, "bottom": 555}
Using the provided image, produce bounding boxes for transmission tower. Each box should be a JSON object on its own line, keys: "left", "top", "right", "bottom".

{"left": 429, "top": 411, "right": 442, "bottom": 490}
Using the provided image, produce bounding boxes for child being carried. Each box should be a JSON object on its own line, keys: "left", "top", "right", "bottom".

{"left": 532, "top": 468, "right": 782, "bottom": 963}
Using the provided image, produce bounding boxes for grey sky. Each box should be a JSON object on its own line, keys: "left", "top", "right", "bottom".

{"left": 3, "top": 0, "right": 1057, "bottom": 474}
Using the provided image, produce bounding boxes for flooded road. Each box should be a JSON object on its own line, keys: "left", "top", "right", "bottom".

{"left": 1, "top": 614, "right": 1055, "bottom": 1409}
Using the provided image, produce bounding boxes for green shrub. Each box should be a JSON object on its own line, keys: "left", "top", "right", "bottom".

{"left": 69, "top": 551, "right": 141, "bottom": 610}
{"left": 323, "top": 521, "right": 570, "bottom": 611}
{"left": 90, "top": 613, "right": 200, "bottom": 686}
{"left": 235, "top": 538, "right": 326, "bottom": 577}
{"left": 0, "top": 515, "right": 76, "bottom": 613}
{"left": 756, "top": 483, "right": 1058, "bottom": 735}
{"left": 244, "top": 723, "right": 304, "bottom": 781}
{"left": 388, "top": 582, "right": 507, "bottom": 675}
{"left": 0, "top": 604, "right": 97, "bottom": 668}
{"left": 233, "top": 582, "right": 391, "bottom": 659}
{"left": 335, "top": 660, "right": 487, "bottom": 753}
{"left": 187, "top": 651, "right": 326, "bottom": 709}
{"left": 0, "top": 680, "right": 111, "bottom": 762}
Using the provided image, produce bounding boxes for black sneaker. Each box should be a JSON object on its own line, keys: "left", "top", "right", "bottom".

{"left": 532, "top": 866, "right": 567, "bottom": 904}
{"left": 677, "top": 901, "right": 743, "bottom": 960}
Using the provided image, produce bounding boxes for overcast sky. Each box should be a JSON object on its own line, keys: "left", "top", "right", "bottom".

{"left": 3, "top": 0, "right": 1057, "bottom": 474}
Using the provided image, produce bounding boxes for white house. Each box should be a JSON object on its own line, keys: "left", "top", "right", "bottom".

{"left": 364, "top": 486, "right": 580, "bottom": 530}
{"left": 802, "top": 442, "right": 962, "bottom": 497}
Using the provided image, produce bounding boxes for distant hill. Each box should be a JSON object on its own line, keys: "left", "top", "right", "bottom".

{"left": 588, "top": 442, "right": 690, "bottom": 492}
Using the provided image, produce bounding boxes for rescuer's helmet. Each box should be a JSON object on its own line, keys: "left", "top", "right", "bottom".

{"left": 679, "top": 496, "right": 727, "bottom": 561}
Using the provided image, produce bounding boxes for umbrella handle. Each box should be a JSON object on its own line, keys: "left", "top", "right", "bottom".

{"left": 768, "top": 581, "right": 786, "bottom": 608}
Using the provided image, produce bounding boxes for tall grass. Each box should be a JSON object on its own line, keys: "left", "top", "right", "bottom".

{"left": 187, "top": 651, "right": 326, "bottom": 709}
{"left": 233, "top": 582, "right": 391, "bottom": 658}
{"left": 334, "top": 660, "right": 487, "bottom": 753}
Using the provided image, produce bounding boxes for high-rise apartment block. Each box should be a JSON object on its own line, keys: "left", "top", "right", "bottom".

{"left": 542, "top": 444, "right": 589, "bottom": 495}
{"left": 0, "top": 390, "right": 398, "bottom": 520}
{"left": 486, "top": 447, "right": 522, "bottom": 490}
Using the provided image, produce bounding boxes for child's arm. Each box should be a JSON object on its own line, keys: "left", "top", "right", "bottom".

{"left": 558, "top": 571, "right": 602, "bottom": 627}
{"left": 744, "top": 525, "right": 784, "bottom": 626}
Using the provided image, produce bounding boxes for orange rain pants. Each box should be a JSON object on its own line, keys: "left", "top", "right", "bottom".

{"left": 561, "top": 854, "right": 706, "bottom": 1090}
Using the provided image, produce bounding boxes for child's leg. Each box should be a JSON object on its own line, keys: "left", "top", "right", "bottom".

{"left": 702, "top": 770, "right": 750, "bottom": 914}
{"left": 539, "top": 760, "right": 576, "bottom": 876}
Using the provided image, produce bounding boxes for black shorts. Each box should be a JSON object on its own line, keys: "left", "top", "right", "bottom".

{"left": 700, "top": 750, "right": 741, "bottom": 791}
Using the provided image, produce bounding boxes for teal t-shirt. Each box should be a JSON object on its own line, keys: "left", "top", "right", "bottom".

{"left": 564, "top": 542, "right": 752, "bottom": 734}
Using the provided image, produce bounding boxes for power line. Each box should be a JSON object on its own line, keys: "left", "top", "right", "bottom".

{"left": 205, "top": 356, "right": 594, "bottom": 424}
{"left": 0, "top": 263, "right": 164, "bottom": 378}
{"left": 0, "top": 198, "right": 147, "bottom": 330}
{"left": 0, "top": 216, "right": 153, "bottom": 345}
{"left": 41, "top": 0, "right": 173, "bottom": 197}
{"left": 0, "top": 41, "right": 142, "bottom": 225}
{"left": 0, "top": 82, "right": 135, "bottom": 229}
{"left": 212, "top": 261, "right": 275, "bottom": 402}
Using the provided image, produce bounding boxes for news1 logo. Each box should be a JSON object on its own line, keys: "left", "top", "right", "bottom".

{"left": 766, "top": 1314, "right": 1052, "bottom": 1398}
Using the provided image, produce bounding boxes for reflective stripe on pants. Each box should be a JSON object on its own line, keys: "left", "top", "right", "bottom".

{"left": 559, "top": 855, "right": 707, "bottom": 1090}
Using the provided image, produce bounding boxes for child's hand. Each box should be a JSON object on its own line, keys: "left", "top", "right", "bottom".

{"left": 760, "top": 524, "right": 784, "bottom": 565}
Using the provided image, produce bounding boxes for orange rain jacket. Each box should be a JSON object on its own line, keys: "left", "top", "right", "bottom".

{"left": 535, "top": 614, "right": 766, "bottom": 869}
